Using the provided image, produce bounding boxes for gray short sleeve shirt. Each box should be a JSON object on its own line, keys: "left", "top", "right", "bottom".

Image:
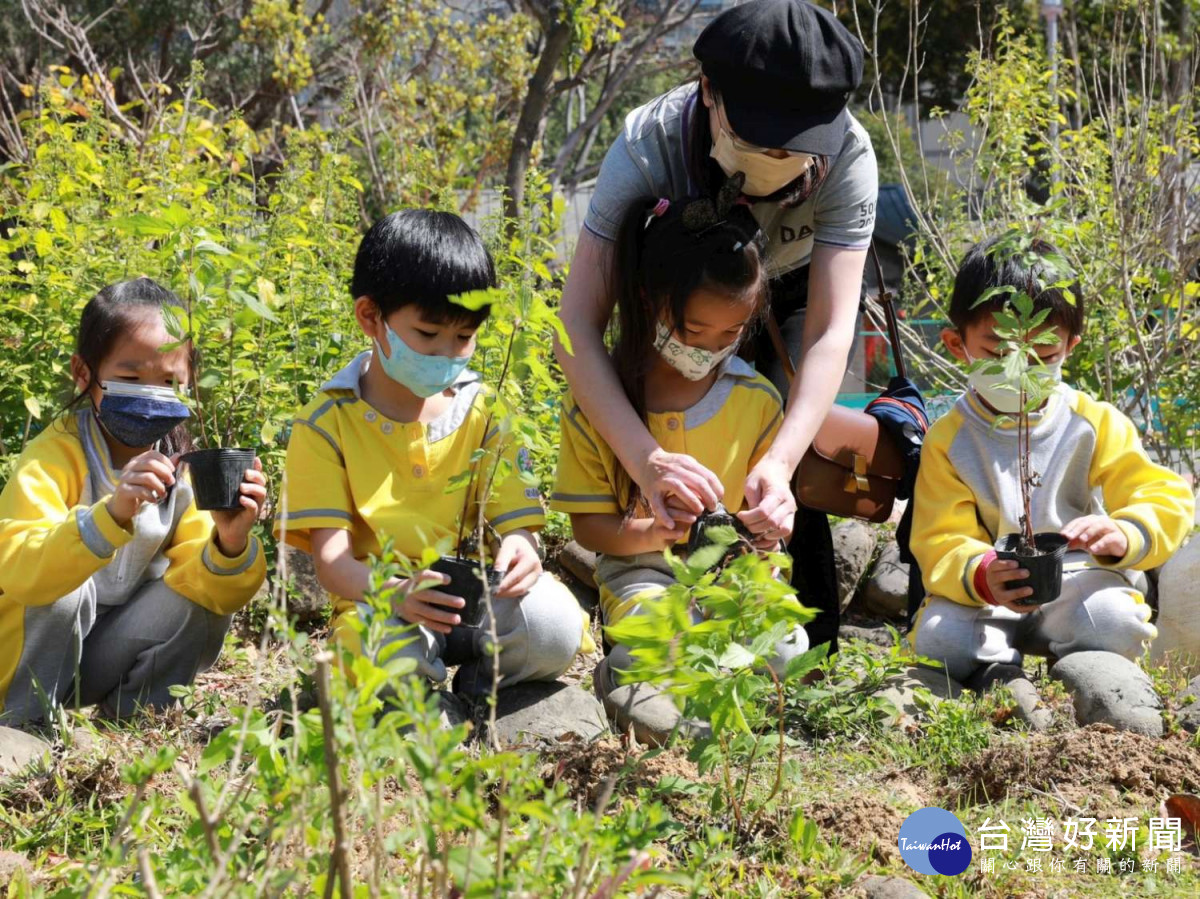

{"left": 584, "top": 84, "right": 878, "bottom": 278}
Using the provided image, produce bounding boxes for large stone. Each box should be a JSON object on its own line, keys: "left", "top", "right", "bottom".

{"left": 839, "top": 623, "right": 897, "bottom": 648}
{"left": 1150, "top": 536, "right": 1200, "bottom": 677}
{"left": 557, "top": 541, "right": 598, "bottom": 589}
{"left": 0, "top": 727, "right": 51, "bottom": 779}
{"left": 1051, "top": 651, "right": 1163, "bottom": 736}
{"left": 485, "top": 682, "right": 608, "bottom": 746}
{"left": 831, "top": 520, "right": 877, "bottom": 611}
{"left": 879, "top": 666, "right": 963, "bottom": 727}
{"left": 862, "top": 541, "right": 911, "bottom": 620}
{"left": 1173, "top": 676, "right": 1200, "bottom": 734}
{"left": 0, "top": 850, "right": 32, "bottom": 885}
{"left": 278, "top": 546, "right": 328, "bottom": 625}
{"left": 860, "top": 875, "right": 930, "bottom": 899}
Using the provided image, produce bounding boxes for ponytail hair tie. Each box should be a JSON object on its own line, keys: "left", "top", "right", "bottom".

{"left": 651, "top": 198, "right": 670, "bottom": 217}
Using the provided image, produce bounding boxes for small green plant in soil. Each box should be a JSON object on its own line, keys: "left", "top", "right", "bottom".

{"left": 606, "top": 525, "right": 824, "bottom": 838}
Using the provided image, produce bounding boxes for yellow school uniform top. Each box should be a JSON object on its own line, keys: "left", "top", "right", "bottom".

{"left": 550, "top": 356, "right": 783, "bottom": 523}
{"left": 0, "top": 411, "right": 267, "bottom": 710}
{"left": 274, "top": 351, "right": 545, "bottom": 617}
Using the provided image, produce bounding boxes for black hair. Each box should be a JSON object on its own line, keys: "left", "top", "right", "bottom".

{"left": 350, "top": 209, "right": 497, "bottom": 328}
{"left": 610, "top": 195, "right": 769, "bottom": 516}
{"left": 687, "top": 81, "right": 831, "bottom": 210}
{"left": 950, "top": 235, "right": 1085, "bottom": 338}
{"left": 64, "top": 277, "right": 195, "bottom": 455}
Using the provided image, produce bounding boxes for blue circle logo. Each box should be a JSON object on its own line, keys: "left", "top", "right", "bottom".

{"left": 897, "top": 808, "right": 971, "bottom": 875}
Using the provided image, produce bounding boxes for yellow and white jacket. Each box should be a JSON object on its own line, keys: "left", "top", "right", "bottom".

{"left": 911, "top": 385, "right": 1194, "bottom": 607}
{"left": 0, "top": 409, "right": 266, "bottom": 713}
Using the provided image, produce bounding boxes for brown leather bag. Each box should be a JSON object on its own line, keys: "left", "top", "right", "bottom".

{"left": 768, "top": 242, "right": 915, "bottom": 524}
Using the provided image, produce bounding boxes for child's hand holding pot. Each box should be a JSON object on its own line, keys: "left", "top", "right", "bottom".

{"left": 494, "top": 530, "right": 542, "bottom": 598}
{"left": 982, "top": 557, "right": 1038, "bottom": 613}
{"left": 1061, "top": 515, "right": 1128, "bottom": 560}
{"left": 209, "top": 457, "right": 268, "bottom": 557}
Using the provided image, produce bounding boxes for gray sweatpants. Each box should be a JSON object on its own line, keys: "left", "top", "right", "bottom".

{"left": 911, "top": 564, "right": 1156, "bottom": 683}
{"left": 361, "top": 573, "right": 584, "bottom": 696}
{"left": 3, "top": 577, "right": 230, "bottom": 724}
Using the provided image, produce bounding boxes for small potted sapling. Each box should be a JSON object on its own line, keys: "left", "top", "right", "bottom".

{"left": 166, "top": 283, "right": 258, "bottom": 512}
{"left": 969, "top": 236, "right": 1074, "bottom": 604}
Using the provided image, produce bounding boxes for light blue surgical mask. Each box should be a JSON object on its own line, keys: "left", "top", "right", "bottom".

{"left": 374, "top": 323, "right": 471, "bottom": 398}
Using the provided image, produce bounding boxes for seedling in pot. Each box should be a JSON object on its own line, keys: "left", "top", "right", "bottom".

{"left": 687, "top": 502, "right": 757, "bottom": 572}
{"left": 969, "top": 232, "right": 1076, "bottom": 604}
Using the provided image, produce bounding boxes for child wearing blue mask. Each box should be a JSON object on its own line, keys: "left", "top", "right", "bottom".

{"left": 276, "top": 210, "right": 589, "bottom": 694}
{"left": 0, "top": 278, "right": 268, "bottom": 725}
{"left": 910, "top": 236, "right": 1193, "bottom": 690}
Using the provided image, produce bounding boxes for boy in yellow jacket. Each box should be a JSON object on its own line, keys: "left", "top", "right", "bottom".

{"left": 275, "top": 210, "right": 587, "bottom": 694}
{"left": 910, "top": 237, "right": 1193, "bottom": 683}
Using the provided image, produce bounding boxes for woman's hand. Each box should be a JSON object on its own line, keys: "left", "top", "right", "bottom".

{"left": 494, "top": 530, "right": 543, "bottom": 598}
{"left": 209, "top": 457, "right": 268, "bottom": 558}
{"left": 637, "top": 447, "right": 724, "bottom": 528}
{"left": 106, "top": 450, "right": 178, "bottom": 528}
{"left": 738, "top": 456, "right": 798, "bottom": 544}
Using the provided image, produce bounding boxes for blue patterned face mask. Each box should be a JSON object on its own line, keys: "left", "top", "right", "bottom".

{"left": 95, "top": 381, "right": 191, "bottom": 448}
{"left": 375, "top": 323, "right": 471, "bottom": 398}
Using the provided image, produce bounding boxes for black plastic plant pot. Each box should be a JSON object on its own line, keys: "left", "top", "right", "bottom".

{"left": 430, "top": 556, "right": 502, "bottom": 628}
{"left": 181, "top": 448, "right": 256, "bottom": 511}
{"left": 687, "top": 504, "right": 755, "bottom": 565}
{"left": 994, "top": 532, "right": 1070, "bottom": 605}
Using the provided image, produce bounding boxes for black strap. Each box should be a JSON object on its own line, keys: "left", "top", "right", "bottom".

{"left": 768, "top": 238, "right": 906, "bottom": 383}
{"left": 867, "top": 240, "right": 907, "bottom": 381}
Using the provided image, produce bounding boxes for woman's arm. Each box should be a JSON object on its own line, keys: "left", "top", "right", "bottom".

{"left": 740, "top": 244, "right": 867, "bottom": 537}
{"left": 555, "top": 228, "right": 723, "bottom": 525}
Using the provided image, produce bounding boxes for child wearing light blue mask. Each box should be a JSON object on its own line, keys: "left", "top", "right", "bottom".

{"left": 276, "top": 210, "right": 590, "bottom": 696}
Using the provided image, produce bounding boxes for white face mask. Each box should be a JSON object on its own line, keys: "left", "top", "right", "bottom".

{"left": 965, "top": 351, "right": 1063, "bottom": 414}
{"left": 655, "top": 320, "right": 737, "bottom": 381}
{"left": 710, "top": 123, "right": 815, "bottom": 197}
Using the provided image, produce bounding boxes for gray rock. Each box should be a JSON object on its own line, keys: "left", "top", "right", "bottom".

{"left": 0, "top": 850, "right": 32, "bottom": 884}
{"left": 277, "top": 546, "right": 328, "bottom": 625}
{"left": 1051, "top": 651, "right": 1163, "bottom": 736}
{"left": 863, "top": 541, "right": 911, "bottom": 620}
{"left": 839, "top": 623, "right": 896, "bottom": 648}
{"left": 0, "top": 727, "right": 50, "bottom": 779}
{"left": 879, "top": 666, "right": 964, "bottom": 727}
{"left": 1149, "top": 536, "right": 1199, "bottom": 677}
{"left": 860, "top": 875, "right": 930, "bottom": 899}
{"left": 486, "top": 682, "right": 608, "bottom": 746}
{"left": 1173, "top": 676, "right": 1200, "bottom": 734}
{"left": 964, "top": 663, "right": 1053, "bottom": 732}
{"left": 831, "top": 520, "right": 877, "bottom": 611}
{"left": 557, "top": 541, "right": 598, "bottom": 589}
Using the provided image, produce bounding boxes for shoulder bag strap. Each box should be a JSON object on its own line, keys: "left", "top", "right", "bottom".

{"left": 767, "top": 239, "right": 907, "bottom": 382}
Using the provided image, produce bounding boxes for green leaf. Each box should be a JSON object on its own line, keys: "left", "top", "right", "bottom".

{"left": 717, "top": 643, "right": 756, "bottom": 670}
{"left": 23, "top": 395, "right": 42, "bottom": 419}
{"left": 194, "top": 239, "right": 232, "bottom": 256}
{"left": 451, "top": 287, "right": 504, "bottom": 310}
{"left": 111, "top": 213, "right": 174, "bottom": 236}
{"left": 33, "top": 229, "right": 53, "bottom": 256}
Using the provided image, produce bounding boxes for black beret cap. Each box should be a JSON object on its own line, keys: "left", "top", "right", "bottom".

{"left": 694, "top": 0, "right": 863, "bottom": 155}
